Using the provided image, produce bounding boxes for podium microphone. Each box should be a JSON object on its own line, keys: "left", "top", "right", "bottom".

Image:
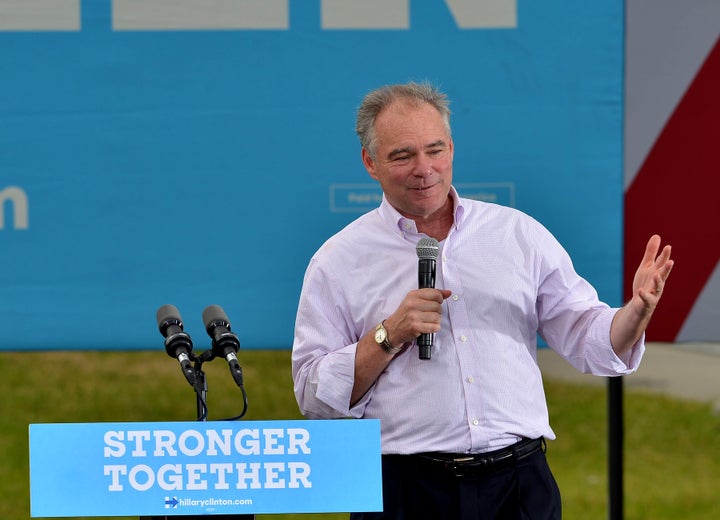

{"left": 156, "top": 304, "right": 196, "bottom": 386}
{"left": 416, "top": 237, "right": 440, "bottom": 360}
{"left": 202, "top": 305, "right": 244, "bottom": 387}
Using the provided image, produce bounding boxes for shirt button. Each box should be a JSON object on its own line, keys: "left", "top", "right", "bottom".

{"left": 472, "top": 419, "right": 479, "bottom": 426}
{"left": 460, "top": 335, "right": 467, "bottom": 342}
{"left": 466, "top": 377, "right": 474, "bottom": 383}
{"left": 452, "top": 294, "right": 459, "bottom": 301}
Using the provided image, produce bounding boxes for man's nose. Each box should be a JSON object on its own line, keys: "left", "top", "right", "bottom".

{"left": 412, "top": 154, "right": 434, "bottom": 175}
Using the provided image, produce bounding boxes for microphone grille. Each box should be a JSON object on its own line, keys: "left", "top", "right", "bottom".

{"left": 157, "top": 304, "right": 182, "bottom": 329}
{"left": 202, "top": 304, "right": 230, "bottom": 329}
{"left": 416, "top": 237, "right": 440, "bottom": 260}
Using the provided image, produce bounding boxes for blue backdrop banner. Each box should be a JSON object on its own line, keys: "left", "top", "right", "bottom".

{"left": 0, "top": 1, "right": 623, "bottom": 350}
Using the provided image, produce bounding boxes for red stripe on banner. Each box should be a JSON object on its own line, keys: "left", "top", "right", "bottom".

{"left": 624, "top": 37, "right": 720, "bottom": 341}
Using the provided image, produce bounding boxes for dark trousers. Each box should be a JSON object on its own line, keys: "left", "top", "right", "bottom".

{"left": 351, "top": 445, "right": 561, "bottom": 520}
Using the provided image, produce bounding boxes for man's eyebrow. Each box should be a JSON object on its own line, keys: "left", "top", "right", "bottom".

{"left": 425, "top": 139, "right": 447, "bottom": 149}
{"left": 387, "top": 146, "right": 414, "bottom": 160}
{"left": 386, "top": 140, "right": 447, "bottom": 160}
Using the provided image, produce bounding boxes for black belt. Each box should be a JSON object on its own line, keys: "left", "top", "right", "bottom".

{"left": 412, "top": 437, "right": 545, "bottom": 478}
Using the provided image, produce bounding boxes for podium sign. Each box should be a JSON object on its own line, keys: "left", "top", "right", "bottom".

{"left": 29, "top": 419, "right": 382, "bottom": 517}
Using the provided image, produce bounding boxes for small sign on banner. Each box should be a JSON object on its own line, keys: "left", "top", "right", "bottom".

{"left": 29, "top": 419, "right": 382, "bottom": 517}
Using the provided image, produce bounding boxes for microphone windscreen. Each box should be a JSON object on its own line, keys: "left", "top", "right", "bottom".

{"left": 416, "top": 237, "right": 440, "bottom": 260}
{"left": 157, "top": 304, "right": 182, "bottom": 329}
{"left": 202, "top": 304, "right": 230, "bottom": 330}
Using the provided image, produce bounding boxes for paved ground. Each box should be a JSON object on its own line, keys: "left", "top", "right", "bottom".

{"left": 537, "top": 342, "right": 720, "bottom": 407}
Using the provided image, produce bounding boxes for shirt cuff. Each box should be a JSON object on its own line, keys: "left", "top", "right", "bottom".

{"left": 314, "top": 343, "right": 361, "bottom": 416}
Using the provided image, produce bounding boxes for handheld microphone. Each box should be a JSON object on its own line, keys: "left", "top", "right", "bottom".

{"left": 156, "top": 304, "right": 196, "bottom": 386}
{"left": 202, "top": 304, "right": 244, "bottom": 387}
{"left": 416, "top": 237, "right": 440, "bottom": 360}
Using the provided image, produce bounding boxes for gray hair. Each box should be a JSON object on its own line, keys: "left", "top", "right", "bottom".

{"left": 355, "top": 81, "right": 452, "bottom": 160}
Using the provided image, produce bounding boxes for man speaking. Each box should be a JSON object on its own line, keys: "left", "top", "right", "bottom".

{"left": 291, "top": 82, "right": 673, "bottom": 519}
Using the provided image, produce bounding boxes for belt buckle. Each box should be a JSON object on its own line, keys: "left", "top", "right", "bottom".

{"left": 450, "top": 456, "right": 489, "bottom": 478}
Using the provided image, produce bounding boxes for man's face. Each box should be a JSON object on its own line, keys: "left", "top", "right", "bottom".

{"left": 362, "top": 100, "right": 454, "bottom": 220}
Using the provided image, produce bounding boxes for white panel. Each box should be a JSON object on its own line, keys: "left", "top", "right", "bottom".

{"left": 624, "top": 0, "right": 720, "bottom": 188}
{"left": 0, "top": 0, "right": 80, "bottom": 31}
{"left": 677, "top": 261, "right": 720, "bottom": 342}
{"left": 321, "top": 0, "right": 408, "bottom": 29}
{"left": 321, "top": 0, "right": 516, "bottom": 29}
{"left": 0, "top": 187, "right": 29, "bottom": 230}
{"left": 113, "top": 0, "right": 288, "bottom": 30}
{"left": 446, "top": 0, "right": 516, "bottom": 29}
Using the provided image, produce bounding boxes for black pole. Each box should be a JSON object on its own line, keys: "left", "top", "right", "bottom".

{"left": 142, "top": 359, "right": 254, "bottom": 520}
{"left": 608, "top": 376, "right": 624, "bottom": 520}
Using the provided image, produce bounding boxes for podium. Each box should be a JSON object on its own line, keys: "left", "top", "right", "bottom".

{"left": 29, "top": 419, "right": 382, "bottom": 517}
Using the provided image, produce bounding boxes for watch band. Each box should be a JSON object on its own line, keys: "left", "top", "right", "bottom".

{"left": 375, "top": 321, "right": 403, "bottom": 355}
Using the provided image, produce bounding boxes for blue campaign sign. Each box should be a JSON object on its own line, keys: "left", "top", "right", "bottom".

{"left": 29, "top": 419, "right": 382, "bottom": 517}
{"left": 0, "top": 1, "right": 623, "bottom": 350}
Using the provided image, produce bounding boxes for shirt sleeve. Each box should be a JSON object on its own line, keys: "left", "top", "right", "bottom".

{"left": 291, "top": 255, "right": 371, "bottom": 419}
{"left": 535, "top": 224, "right": 645, "bottom": 376}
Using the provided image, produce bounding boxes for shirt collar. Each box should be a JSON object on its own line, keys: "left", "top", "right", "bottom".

{"left": 377, "top": 186, "right": 466, "bottom": 237}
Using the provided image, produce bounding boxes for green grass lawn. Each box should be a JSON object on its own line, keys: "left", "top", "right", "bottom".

{"left": 1, "top": 350, "right": 718, "bottom": 519}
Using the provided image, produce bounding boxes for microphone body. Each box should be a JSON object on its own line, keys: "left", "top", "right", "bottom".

{"left": 156, "top": 304, "right": 196, "bottom": 386}
{"left": 416, "top": 238, "right": 440, "bottom": 360}
{"left": 202, "top": 305, "right": 244, "bottom": 387}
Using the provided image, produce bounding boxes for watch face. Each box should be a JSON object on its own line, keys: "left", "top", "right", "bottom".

{"left": 375, "top": 327, "right": 386, "bottom": 343}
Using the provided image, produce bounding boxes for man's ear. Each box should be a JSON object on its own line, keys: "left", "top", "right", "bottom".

{"left": 361, "top": 148, "right": 379, "bottom": 180}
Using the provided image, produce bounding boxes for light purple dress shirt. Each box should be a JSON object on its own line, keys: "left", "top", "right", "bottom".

{"left": 292, "top": 187, "right": 643, "bottom": 455}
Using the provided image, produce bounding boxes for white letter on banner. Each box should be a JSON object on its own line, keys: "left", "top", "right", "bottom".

{"left": 210, "top": 463, "right": 234, "bottom": 490}
{"left": 104, "top": 465, "right": 127, "bottom": 491}
{"left": 178, "top": 430, "right": 204, "bottom": 456}
{"left": 0, "top": 187, "right": 29, "bottom": 230}
{"left": 129, "top": 464, "right": 155, "bottom": 491}
{"left": 127, "top": 431, "right": 151, "bottom": 457}
{"left": 157, "top": 464, "right": 183, "bottom": 490}
{"left": 287, "top": 428, "right": 311, "bottom": 455}
{"left": 321, "top": 0, "right": 517, "bottom": 29}
{"left": 322, "top": 0, "right": 408, "bottom": 29}
{"left": 235, "top": 462, "right": 262, "bottom": 489}
{"left": 263, "top": 462, "right": 286, "bottom": 489}
{"left": 112, "top": 0, "right": 289, "bottom": 31}
{"left": 153, "top": 430, "right": 177, "bottom": 456}
{"left": 186, "top": 464, "right": 209, "bottom": 490}
{"left": 446, "top": 0, "right": 517, "bottom": 28}
{"left": 235, "top": 429, "right": 260, "bottom": 455}
{"left": 206, "top": 429, "right": 233, "bottom": 455}
{"left": 263, "top": 428, "right": 284, "bottom": 455}
{"left": 288, "top": 462, "right": 312, "bottom": 489}
{"left": 0, "top": 0, "right": 79, "bottom": 31}
{"left": 104, "top": 431, "right": 126, "bottom": 457}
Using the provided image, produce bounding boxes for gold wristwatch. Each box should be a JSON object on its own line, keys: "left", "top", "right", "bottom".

{"left": 374, "top": 321, "right": 402, "bottom": 355}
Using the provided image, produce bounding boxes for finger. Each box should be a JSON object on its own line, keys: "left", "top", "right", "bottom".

{"left": 653, "top": 243, "right": 671, "bottom": 265}
{"left": 660, "top": 258, "right": 675, "bottom": 280}
{"left": 641, "top": 234, "right": 661, "bottom": 264}
{"left": 653, "top": 272, "right": 665, "bottom": 294}
{"left": 417, "top": 287, "right": 449, "bottom": 303}
{"left": 637, "top": 287, "right": 656, "bottom": 307}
